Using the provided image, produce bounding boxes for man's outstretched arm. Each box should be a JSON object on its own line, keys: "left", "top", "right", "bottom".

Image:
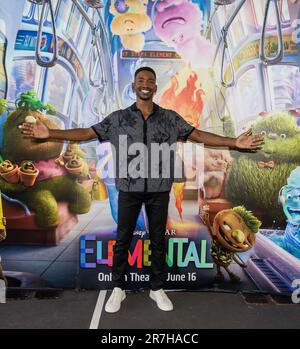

{"left": 187, "top": 128, "right": 264, "bottom": 151}
{"left": 20, "top": 120, "right": 97, "bottom": 142}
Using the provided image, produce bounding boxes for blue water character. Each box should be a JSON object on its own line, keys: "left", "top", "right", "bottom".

{"left": 275, "top": 167, "right": 300, "bottom": 258}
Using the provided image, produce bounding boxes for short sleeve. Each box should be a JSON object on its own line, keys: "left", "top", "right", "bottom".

{"left": 91, "top": 112, "right": 117, "bottom": 142}
{"left": 173, "top": 112, "right": 195, "bottom": 142}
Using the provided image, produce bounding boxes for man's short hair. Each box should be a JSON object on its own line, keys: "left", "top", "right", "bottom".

{"left": 134, "top": 67, "right": 156, "bottom": 80}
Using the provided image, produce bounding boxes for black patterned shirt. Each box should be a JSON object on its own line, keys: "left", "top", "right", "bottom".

{"left": 91, "top": 103, "right": 195, "bottom": 192}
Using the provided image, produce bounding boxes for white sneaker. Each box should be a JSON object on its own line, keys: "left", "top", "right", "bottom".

{"left": 105, "top": 287, "right": 126, "bottom": 313}
{"left": 149, "top": 289, "right": 173, "bottom": 311}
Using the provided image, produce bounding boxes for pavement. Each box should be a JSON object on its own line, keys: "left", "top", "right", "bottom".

{"left": 0, "top": 289, "right": 299, "bottom": 329}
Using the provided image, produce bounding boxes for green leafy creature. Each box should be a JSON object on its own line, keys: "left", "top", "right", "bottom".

{"left": 15, "top": 90, "right": 56, "bottom": 115}
{"left": 0, "top": 90, "right": 91, "bottom": 228}
{"left": 0, "top": 99, "right": 8, "bottom": 115}
{"left": 226, "top": 112, "right": 300, "bottom": 226}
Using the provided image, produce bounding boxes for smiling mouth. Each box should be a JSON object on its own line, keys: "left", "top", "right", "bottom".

{"left": 219, "top": 226, "right": 239, "bottom": 248}
{"left": 219, "top": 226, "right": 250, "bottom": 249}
{"left": 263, "top": 152, "right": 272, "bottom": 158}
{"left": 287, "top": 207, "right": 300, "bottom": 219}
{"left": 124, "top": 19, "right": 134, "bottom": 25}
{"left": 162, "top": 17, "right": 186, "bottom": 29}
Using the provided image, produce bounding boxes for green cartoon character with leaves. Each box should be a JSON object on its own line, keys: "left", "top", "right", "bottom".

{"left": 226, "top": 112, "right": 300, "bottom": 226}
{"left": 0, "top": 90, "right": 91, "bottom": 228}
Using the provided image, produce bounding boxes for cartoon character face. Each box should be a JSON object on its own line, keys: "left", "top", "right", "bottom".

{"left": 251, "top": 113, "right": 300, "bottom": 163}
{"left": 204, "top": 149, "right": 232, "bottom": 172}
{"left": 153, "top": 0, "right": 214, "bottom": 68}
{"left": 153, "top": 0, "right": 202, "bottom": 47}
{"left": 0, "top": 160, "right": 14, "bottom": 173}
{"left": 280, "top": 167, "right": 300, "bottom": 225}
{"left": 110, "top": 13, "right": 152, "bottom": 36}
{"left": 213, "top": 209, "right": 257, "bottom": 252}
{"left": 281, "top": 186, "right": 300, "bottom": 225}
{"left": 3, "top": 110, "right": 63, "bottom": 162}
{"left": 109, "top": 0, "right": 152, "bottom": 51}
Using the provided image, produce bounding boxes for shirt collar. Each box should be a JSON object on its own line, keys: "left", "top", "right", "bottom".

{"left": 130, "top": 102, "right": 160, "bottom": 113}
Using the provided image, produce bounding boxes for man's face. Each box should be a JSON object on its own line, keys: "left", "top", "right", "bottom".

{"left": 132, "top": 70, "right": 157, "bottom": 101}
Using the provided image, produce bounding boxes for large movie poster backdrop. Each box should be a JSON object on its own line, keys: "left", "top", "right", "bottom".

{"left": 0, "top": 0, "right": 299, "bottom": 295}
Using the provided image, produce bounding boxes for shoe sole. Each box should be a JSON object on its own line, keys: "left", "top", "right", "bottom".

{"left": 149, "top": 292, "right": 173, "bottom": 312}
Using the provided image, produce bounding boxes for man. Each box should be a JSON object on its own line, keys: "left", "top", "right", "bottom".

{"left": 21, "top": 67, "right": 264, "bottom": 313}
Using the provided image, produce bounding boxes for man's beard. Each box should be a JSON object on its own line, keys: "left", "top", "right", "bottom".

{"left": 138, "top": 95, "right": 152, "bottom": 101}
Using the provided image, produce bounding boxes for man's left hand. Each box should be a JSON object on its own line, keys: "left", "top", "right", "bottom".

{"left": 235, "top": 128, "right": 264, "bottom": 151}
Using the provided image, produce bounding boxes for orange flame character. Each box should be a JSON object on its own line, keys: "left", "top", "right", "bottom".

{"left": 172, "top": 182, "right": 185, "bottom": 222}
{"left": 160, "top": 72, "right": 205, "bottom": 128}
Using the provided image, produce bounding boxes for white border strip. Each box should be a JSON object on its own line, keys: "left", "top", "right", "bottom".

{"left": 89, "top": 290, "right": 107, "bottom": 329}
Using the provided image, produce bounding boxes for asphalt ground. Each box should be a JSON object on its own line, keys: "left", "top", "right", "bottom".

{"left": 0, "top": 289, "right": 299, "bottom": 330}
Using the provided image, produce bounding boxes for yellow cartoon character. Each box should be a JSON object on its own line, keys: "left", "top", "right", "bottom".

{"left": 202, "top": 205, "right": 261, "bottom": 284}
{"left": 109, "top": 0, "right": 152, "bottom": 52}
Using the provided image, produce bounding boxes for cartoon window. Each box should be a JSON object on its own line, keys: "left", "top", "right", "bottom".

{"left": 7, "top": 60, "right": 39, "bottom": 101}
{"left": 22, "top": 1, "right": 38, "bottom": 24}
{"left": 56, "top": 0, "right": 73, "bottom": 34}
{"left": 212, "top": 4, "right": 228, "bottom": 45}
{"left": 228, "top": 10, "right": 247, "bottom": 48}
{"left": 253, "top": 0, "right": 277, "bottom": 28}
{"left": 216, "top": 4, "right": 231, "bottom": 29}
{"left": 69, "top": 88, "right": 83, "bottom": 126}
{"left": 227, "top": 67, "right": 263, "bottom": 127}
{"left": 23, "top": 1, "right": 32, "bottom": 15}
{"left": 213, "top": 3, "right": 251, "bottom": 49}
{"left": 22, "top": 0, "right": 59, "bottom": 25}
{"left": 267, "top": 64, "right": 300, "bottom": 110}
{"left": 280, "top": 0, "right": 290, "bottom": 23}
{"left": 43, "top": 63, "right": 73, "bottom": 116}
{"left": 45, "top": 0, "right": 60, "bottom": 22}
{"left": 240, "top": 1, "right": 257, "bottom": 35}
{"left": 252, "top": 0, "right": 290, "bottom": 29}
{"left": 77, "top": 10, "right": 92, "bottom": 60}
{"left": 239, "top": 1, "right": 256, "bottom": 36}
{"left": 65, "top": 5, "right": 83, "bottom": 45}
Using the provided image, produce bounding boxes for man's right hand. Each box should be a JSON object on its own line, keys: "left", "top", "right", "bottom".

{"left": 20, "top": 122, "right": 97, "bottom": 142}
{"left": 20, "top": 120, "right": 50, "bottom": 139}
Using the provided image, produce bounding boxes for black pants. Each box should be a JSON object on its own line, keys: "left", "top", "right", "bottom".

{"left": 112, "top": 191, "right": 170, "bottom": 291}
